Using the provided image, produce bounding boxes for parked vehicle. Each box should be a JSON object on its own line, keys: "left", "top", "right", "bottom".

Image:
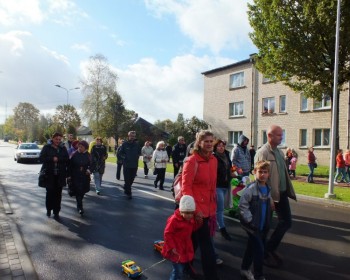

{"left": 14, "top": 143, "right": 41, "bottom": 163}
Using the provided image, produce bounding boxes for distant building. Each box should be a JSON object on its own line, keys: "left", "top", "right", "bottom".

{"left": 202, "top": 55, "right": 350, "bottom": 165}
{"left": 76, "top": 125, "right": 93, "bottom": 143}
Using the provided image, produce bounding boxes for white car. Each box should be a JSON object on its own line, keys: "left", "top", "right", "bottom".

{"left": 14, "top": 143, "right": 41, "bottom": 163}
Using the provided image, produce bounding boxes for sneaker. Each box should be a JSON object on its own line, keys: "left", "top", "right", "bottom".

{"left": 96, "top": 190, "right": 101, "bottom": 195}
{"left": 264, "top": 251, "right": 282, "bottom": 268}
{"left": 220, "top": 227, "right": 232, "bottom": 241}
{"left": 144, "top": 175, "right": 148, "bottom": 178}
{"left": 216, "top": 258, "right": 223, "bottom": 265}
{"left": 240, "top": 269, "right": 254, "bottom": 280}
{"left": 334, "top": 181, "right": 339, "bottom": 185}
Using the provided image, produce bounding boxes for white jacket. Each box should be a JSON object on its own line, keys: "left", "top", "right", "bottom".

{"left": 152, "top": 149, "right": 168, "bottom": 169}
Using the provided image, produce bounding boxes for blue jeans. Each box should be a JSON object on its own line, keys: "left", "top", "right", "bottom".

{"left": 93, "top": 172, "right": 102, "bottom": 192}
{"left": 170, "top": 262, "right": 185, "bottom": 280}
{"left": 241, "top": 231, "right": 266, "bottom": 278}
{"left": 216, "top": 187, "right": 227, "bottom": 229}
{"left": 307, "top": 163, "right": 315, "bottom": 182}
{"left": 334, "top": 167, "right": 348, "bottom": 182}
{"left": 266, "top": 191, "right": 292, "bottom": 253}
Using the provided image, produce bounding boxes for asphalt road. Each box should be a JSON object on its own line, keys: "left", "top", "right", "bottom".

{"left": 0, "top": 142, "right": 350, "bottom": 280}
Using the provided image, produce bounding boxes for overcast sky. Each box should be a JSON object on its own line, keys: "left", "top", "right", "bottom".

{"left": 0, "top": 0, "right": 256, "bottom": 125}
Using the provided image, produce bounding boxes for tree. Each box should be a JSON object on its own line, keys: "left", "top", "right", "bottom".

{"left": 52, "top": 105, "right": 81, "bottom": 133}
{"left": 81, "top": 54, "right": 118, "bottom": 136}
{"left": 13, "top": 102, "right": 40, "bottom": 141}
{"left": 248, "top": 0, "right": 350, "bottom": 148}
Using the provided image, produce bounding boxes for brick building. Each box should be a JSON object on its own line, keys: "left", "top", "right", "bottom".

{"left": 202, "top": 55, "right": 350, "bottom": 165}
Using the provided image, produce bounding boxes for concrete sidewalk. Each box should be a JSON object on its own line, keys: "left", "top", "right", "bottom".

{"left": 0, "top": 187, "right": 37, "bottom": 280}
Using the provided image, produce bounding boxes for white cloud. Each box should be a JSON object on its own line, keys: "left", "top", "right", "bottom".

{"left": 0, "top": 30, "right": 31, "bottom": 55}
{"left": 41, "top": 46, "right": 70, "bottom": 65}
{"left": 0, "top": 0, "right": 43, "bottom": 26}
{"left": 145, "top": 0, "right": 253, "bottom": 53}
{"left": 113, "top": 54, "right": 234, "bottom": 122}
{"left": 71, "top": 43, "right": 91, "bottom": 53}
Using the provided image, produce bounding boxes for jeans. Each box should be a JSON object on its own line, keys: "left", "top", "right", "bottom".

{"left": 170, "top": 262, "right": 186, "bottom": 280}
{"left": 123, "top": 167, "right": 138, "bottom": 195}
{"left": 93, "top": 172, "right": 102, "bottom": 192}
{"left": 216, "top": 187, "right": 227, "bottom": 229}
{"left": 143, "top": 161, "right": 149, "bottom": 176}
{"left": 155, "top": 168, "right": 166, "bottom": 188}
{"left": 307, "top": 163, "right": 314, "bottom": 182}
{"left": 266, "top": 191, "right": 292, "bottom": 253}
{"left": 116, "top": 162, "right": 123, "bottom": 180}
{"left": 192, "top": 218, "right": 219, "bottom": 280}
{"left": 334, "top": 167, "right": 348, "bottom": 182}
{"left": 241, "top": 231, "right": 266, "bottom": 278}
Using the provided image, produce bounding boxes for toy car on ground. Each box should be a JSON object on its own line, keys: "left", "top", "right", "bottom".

{"left": 121, "top": 259, "right": 142, "bottom": 278}
{"left": 153, "top": 240, "right": 164, "bottom": 253}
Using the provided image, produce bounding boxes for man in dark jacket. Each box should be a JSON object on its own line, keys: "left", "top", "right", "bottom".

{"left": 91, "top": 137, "right": 108, "bottom": 195}
{"left": 172, "top": 136, "right": 187, "bottom": 177}
{"left": 118, "top": 131, "right": 140, "bottom": 199}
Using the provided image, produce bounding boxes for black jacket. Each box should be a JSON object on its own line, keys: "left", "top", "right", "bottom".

{"left": 90, "top": 144, "right": 108, "bottom": 174}
{"left": 172, "top": 143, "right": 187, "bottom": 165}
{"left": 214, "top": 150, "right": 232, "bottom": 188}
{"left": 39, "top": 144, "right": 69, "bottom": 188}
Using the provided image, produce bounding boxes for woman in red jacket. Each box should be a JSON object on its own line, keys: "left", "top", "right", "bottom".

{"left": 182, "top": 130, "right": 219, "bottom": 280}
{"left": 334, "top": 149, "right": 349, "bottom": 184}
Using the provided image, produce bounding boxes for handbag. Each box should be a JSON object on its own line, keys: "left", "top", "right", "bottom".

{"left": 38, "top": 168, "right": 47, "bottom": 188}
{"left": 313, "top": 162, "right": 317, "bottom": 168}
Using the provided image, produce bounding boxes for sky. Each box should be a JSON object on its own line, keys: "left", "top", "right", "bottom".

{"left": 0, "top": 0, "right": 256, "bottom": 125}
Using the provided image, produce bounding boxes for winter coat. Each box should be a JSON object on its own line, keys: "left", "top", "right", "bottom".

{"left": 39, "top": 144, "right": 69, "bottom": 188}
{"left": 118, "top": 140, "right": 141, "bottom": 168}
{"left": 239, "top": 181, "right": 272, "bottom": 234}
{"left": 231, "top": 135, "right": 251, "bottom": 174}
{"left": 162, "top": 209, "right": 199, "bottom": 263}
{"left": 172, "top": 143, "right": 187, "bottom": 165}
{"left": 152, "top": 149, "right": 168, "bottom": 169}
{"left": 68, "top": 151, "right": 91, "bottom": 195}
{"left": 90, "top": 144, "right": 108, "bottom": 174}
{"left": 255, "top": 142, "right": 296, "bottom": 202}
{"left": 214, "top": 150, "right": 232, "bottom": 188}
{"left": 182, "top": 153, "right": 217, "bottom": 218}
{"left": 141, "top": 146, "right": 154, "bottom": 163}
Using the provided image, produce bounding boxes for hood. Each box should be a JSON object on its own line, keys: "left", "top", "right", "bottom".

{"left": 238, "top": 135, "right": 249, "bottom": 146}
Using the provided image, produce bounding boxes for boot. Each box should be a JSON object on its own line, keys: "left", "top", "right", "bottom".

{"left": 220, "top": 227, "right": 232, "bottom": 241}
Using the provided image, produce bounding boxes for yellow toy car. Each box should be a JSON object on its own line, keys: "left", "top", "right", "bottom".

{"left": 121, "top": 259, "right": 142, "bottom": 278}
{"left": 153, "top": 240, "right": 164, "bottom": 253}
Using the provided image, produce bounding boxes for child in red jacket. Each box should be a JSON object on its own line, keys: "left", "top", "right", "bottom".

{"left": 162, "top": 195, "right": 200, "bottom": 280}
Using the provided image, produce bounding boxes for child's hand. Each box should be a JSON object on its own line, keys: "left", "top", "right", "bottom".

{"left": 195, "top": 212, "right": 203, "bottom": 224}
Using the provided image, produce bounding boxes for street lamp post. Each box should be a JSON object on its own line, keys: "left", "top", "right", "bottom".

{"left": 54, "top": 84, "right": 80, "bottom": 105}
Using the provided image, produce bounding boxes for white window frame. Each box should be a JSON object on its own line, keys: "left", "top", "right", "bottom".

{"left": 300, "top": 129, "right": 307, "bottom": 147}
{"left": 314, "top": 95, "right": 331, "bottom": 110}
{"left": 263, "top": 97, "right": 275, "bottom": 113}
{"left": 279, "top": 95, "right": 286, "bottom": 112}
{"left": 301, "top": 95, "right": 308, "bottom": 111}
{"left": 314, "top": 128, "right": 330, "bottom": 147}
{"left": 229, "top": 72, "right": 245, "bottom": 89}
{"left": 229, "top": 101, "right": 244, "bottom": 117}
{"left": 228, "top": 131, "right": 242, "bottom": 146}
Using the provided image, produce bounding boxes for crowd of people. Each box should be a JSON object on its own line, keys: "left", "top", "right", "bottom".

{"left": 40, "top": 125, "right": 300, "bottom": 280}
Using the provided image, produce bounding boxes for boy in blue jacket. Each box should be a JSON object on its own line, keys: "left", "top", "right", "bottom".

{"left": 239, "top": 160, "right": 273, "bottom": 280}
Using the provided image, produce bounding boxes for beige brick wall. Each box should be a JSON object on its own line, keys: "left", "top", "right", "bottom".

{"left": 203, "top": 60, "right": 350, "bottom": 166}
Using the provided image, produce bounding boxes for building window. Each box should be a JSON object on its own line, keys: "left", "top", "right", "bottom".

{"left": 314, "top": 129, "right": 330, "bottom": 147}
{"left": 280, "top": 95, "right": 286, "bottom": 112}
{"left": 262, "top": 130, "right": 267, "bottom": 144}
{"left": 263, "top": 97, "right": 275, "bottom": 113}
{"left": 262, "top": 75, "right": 275, "bottom": 83}
{"left": 300, "top": 129, "right": 307, "bottom": 147}
{"left": 229, "top": 72, "right": 244, "bottom": 88}
{"left": 279, "top": 129, "right": 286, "bottom": 147}
{"left": 301, "top": 95, "right": 308, "bottom": 111}
{"left": 314, "top": 95, "right": 331, "bottom": 109}
{"left": 228, "top": 131, "right": 242, "bottom": 146}
{"left": 229, "top": 102, "right": 244, "bottom": 117}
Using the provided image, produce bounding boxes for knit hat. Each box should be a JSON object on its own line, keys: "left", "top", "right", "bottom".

{"left": 78, "top": 140, "right": 89, "bottom": 150}
{"left": 72, "top": 140, "right": 79, "bottom": 149}
{"left": 179, "top": 195, "right": 196, "bottom": 212}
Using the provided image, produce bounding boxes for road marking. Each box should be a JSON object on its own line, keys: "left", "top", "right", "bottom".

{"left": 293, "top": 218, "right": 350, "bottom": 232}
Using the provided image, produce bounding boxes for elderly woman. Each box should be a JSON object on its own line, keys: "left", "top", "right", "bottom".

{"left": 182, "top": 130, "right": 219, "bottom": 280}
{"left": 141, "top": 141, "right": 154, "bottom": 178}
{"left": 152, "top": 141, "right": 168, "bottom": 190}
{"left": 39, "top": 132, "right": 69, "bottom": 219}
{"left": 68, "top": 140, "right": 91, "bottom": 215}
